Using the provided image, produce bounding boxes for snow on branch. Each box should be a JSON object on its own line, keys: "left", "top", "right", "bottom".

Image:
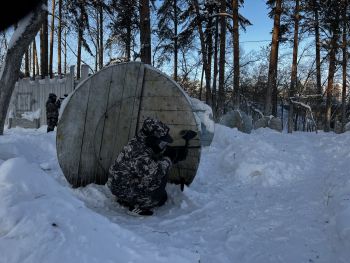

{"left": 290, "top": 100, "right": 311, "bottom": 111}
{"left": 290, "top": 94, "right": 322, "bottom": 100}
{"left": 290, "top": 99, "right": 318, "bottom": 133}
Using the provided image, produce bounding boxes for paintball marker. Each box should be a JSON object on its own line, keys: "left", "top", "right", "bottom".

{"left": 170, "top": 129, "right": 199, "bottom": 191}
{"left": 170, "top": 129, "right": 200, "bottom": 150}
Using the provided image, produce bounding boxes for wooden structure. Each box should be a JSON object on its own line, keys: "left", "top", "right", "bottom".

{"left": 6, "top": 65, "right": 82, "bottom": 127}
{"left": 57, "top": 62, "right": 201, "bottom": 188}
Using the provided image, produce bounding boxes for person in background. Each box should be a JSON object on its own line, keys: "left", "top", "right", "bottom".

{"left": 46, "top": 93, "right": 60, "bottom": 133}
{"left": 107, "top": 117, "right": 188, "bottom": 216}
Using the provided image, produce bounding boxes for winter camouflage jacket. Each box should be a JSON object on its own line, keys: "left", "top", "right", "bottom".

{"left": 107, "top": 118, "right": 173, "bottom": 209}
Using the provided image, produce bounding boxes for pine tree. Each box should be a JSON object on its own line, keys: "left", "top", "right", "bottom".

{"left": 65, "top": 0, "right": 91, "bottom": 79}
{"left": 106, "top": 0, "right": 139, "bottom": 61}
{"left": 156, "top": 0, "right": 189, "bottom": 81}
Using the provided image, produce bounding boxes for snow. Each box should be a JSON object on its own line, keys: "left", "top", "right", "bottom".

{"left": 21, "top": 109, "right": 41, "bottom": 121}
{"left": 0, "top": 125, "right": 350, "bottom": 262}
{"left": 190, "top": 98, "right": 215, "bottom": 133}
{"left": 8, "top": 14, "right": 34, "bottom": 49}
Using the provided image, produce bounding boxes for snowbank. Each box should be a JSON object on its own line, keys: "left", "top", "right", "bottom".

{"left": 190, "top": 97, "right": 214, "bottom": 133}
{"left": 0, "top": 129, "right": 197, "bottom": 263}
{"left": 1, "top": 125, "right": 350, "bottom": 262}
{"left": 210, "top": 125, "right": 299, "bottom": 186}
{"left": 0, "top": 157, "right": 197, "bottom": 263}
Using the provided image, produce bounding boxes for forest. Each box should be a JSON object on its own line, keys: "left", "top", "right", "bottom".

{"left": 0, "top": 0, "right": 349, "bottom": 134}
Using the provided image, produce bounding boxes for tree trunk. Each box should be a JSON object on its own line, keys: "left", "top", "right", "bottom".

{"left": 126, "top": 25, "right": 131, "bottom": 61}
{"left": 173, "top": 0, "right": 178, "bottom": 81}
{"left": 212, "top": 16, "right": 219, "bottom": 118}
{"left": 313, "top": 0, "right": 322, "bottom": 95}
{"left": 96, "top": 7, "right": 99, "bottom": 71}
{"left": 325, "top": 23, "right": 339, "bottom": 132}
{"left": 218, "top": 0, "right": 226, "bottom": 116}
{"left": 206, "top": 5, "right": 213, "bottom": 104}
{"left": 139, "top": 0, "right": 151, "bottom": 64}
{"left": 49, "top": 0, "right": 55, "bottom": 78}
{"left": 40, "top": 0, "right": 48, "bottom": 78}
{"left": 288, "top": 0, "right": 300, "bottom": 133}
{"left": 64, "top": 26, "right": 67, "bottom": 74}
{"left": 265, "top": 0, "right": 282, "bottom": 116}
{"left": 32, "top": 41, "right": 36, "bottom": 76}
{"left": 341, "top": 0, "right": 347, "bottom": 132}
{"left": 0, "top": 4, "right": 46, "bottom": 135}
{"left": 25, "top": 49, "right": 30, "bottom": 77}
{"left": 64, "top": 27, "right": 67, "bottom": 75}
{"left": 58, "top": 0, "right": 62, "bottom": 76}
{"left": 34, "top": 40, "right": 39, "bottom": 76}
{"left": 199, "top": 63, "right": 204, "bottom": 100}
{"left": 192, "top": 0, "right": 211, "bottom": 105}
{"left": 99, "top": 2, "right": 103, "bottom": 69}
{"left": 232, "top": 0, "right": 240, "bottom": 109}
{"left": 77, "top": 27, "right": 82, "bottom": 79}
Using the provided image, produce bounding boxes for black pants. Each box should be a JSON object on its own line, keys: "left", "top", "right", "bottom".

{"left": 117, "top": 174, "right": 168, "bottom": 210}
{"left": 150, "top": 174, "right": 168, "bottom": 207}
{"left": 47, "top": 117, "right": 58, "bottom": 132}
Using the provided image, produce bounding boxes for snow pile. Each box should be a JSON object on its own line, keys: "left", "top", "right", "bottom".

{"left": 190, "top": 97, "right": 214, "bottom": 133}
{"left": 0, "top": 125, "right": 350, "bottom": 262}
{"left": 317, "top": 132, "right": 350, "bottom": 256}
{"left": 21, "top": 109, "right": 41, "bottom": 121}
{"left": 210, "top": 125, "right": 301, "bottom": 186}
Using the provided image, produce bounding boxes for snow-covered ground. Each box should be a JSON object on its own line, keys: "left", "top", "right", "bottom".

{"left": 1, "top": 125, "right": 350, "bottom": 263}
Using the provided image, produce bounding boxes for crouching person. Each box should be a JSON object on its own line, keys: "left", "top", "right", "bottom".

{"left": 107, "top": 117, "right": 187, "bottom": 216}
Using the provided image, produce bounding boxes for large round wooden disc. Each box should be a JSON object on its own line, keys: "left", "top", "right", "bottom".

{"left": 57, "top": 62, "right": 201, "bottom": 188}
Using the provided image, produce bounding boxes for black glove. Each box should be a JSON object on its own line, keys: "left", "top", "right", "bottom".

{"left": 145, "top": 135, "right": 166, "bottom": 154}
{"left": 163, "top": 146, "right": 188, "bottom": 164}
{"left": 163, "top": 146, "right": 177, "bottom": 163}
{"left": 175, "top": 147, "right": 188, "bottom": 162}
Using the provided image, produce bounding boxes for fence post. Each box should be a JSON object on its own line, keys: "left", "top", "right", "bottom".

{"left": 81, "top": 64, "right": 89, "bottom": 81}
{"left": 70, "top": 65, "right": 75, "bottom": 89}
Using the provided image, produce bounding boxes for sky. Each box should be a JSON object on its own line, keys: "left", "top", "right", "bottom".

{"left": 239, "top": 0, "right": 273, "bottom": 52}
{"left": 2, "top": 0, "right": 276, "bottom": 76}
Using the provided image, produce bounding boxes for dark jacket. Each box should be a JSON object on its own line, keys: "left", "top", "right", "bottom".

{"left": 107, "top": 132, "right": 172, "bottom": 209}
{"left": 46, "top": 98, "right": 60, "bottom": 119}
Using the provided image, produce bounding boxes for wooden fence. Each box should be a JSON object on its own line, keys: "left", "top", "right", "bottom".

{"left": 6, "top": 65, "right": 89, "bottom": 128}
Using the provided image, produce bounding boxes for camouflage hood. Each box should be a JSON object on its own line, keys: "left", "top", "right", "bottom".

{"left": 139, "top": 117, "right": 173, "bottom": 143}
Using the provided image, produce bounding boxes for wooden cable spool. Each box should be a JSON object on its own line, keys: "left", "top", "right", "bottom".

{"left": 56, "top": 62, "right": 201, "bottom": 188}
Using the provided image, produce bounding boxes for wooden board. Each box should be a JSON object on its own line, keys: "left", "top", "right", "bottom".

{"left": 57, "top": 62, "right": 201, "bottom": 188}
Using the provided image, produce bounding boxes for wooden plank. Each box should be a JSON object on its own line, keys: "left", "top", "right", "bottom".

{"left": 113, "top": 63, "right": 143, "bottom": 156}
{"left": 56, "top": 79, "right": 92, "bottom": 187}
{"left": 143, "top": 69, "right": 181, "bottom": 97}
{"left": 97, "top": 63, "right": 145, "bottom": 182}
{"left": 140, "top": 96, "right": 189, "bottom": 111}
{"left": 95, "top": 65, "right": 126, "bottom": 183}
{"left": 78, "top": 69, "right": 112, "bottom": 186}
{"left": 139, "top": 110, "right": 195, "bottom": 125}
{"left": 128, "top": 64, "right": 145, "bottom": 139}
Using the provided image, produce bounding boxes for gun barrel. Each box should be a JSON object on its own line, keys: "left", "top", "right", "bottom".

{"left": 170, "top": 145, "right": 201, "bottom": 149}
